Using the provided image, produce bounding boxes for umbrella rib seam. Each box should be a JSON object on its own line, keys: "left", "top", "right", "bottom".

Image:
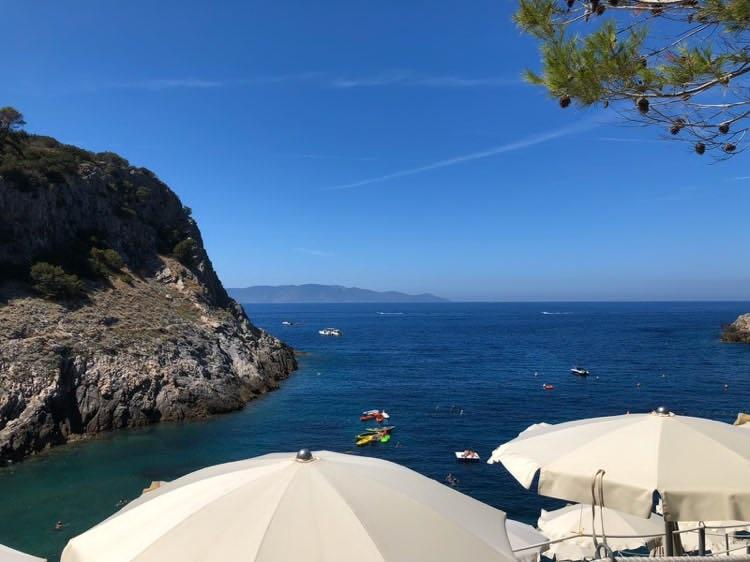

{"left": 130, "top": 465, "right": 295, "bottom": 561}
{"left": 314, "top": 468, "right": 389, "bottom": 562}
{"left": 243, "top": 464, "right": 302, "bottom": 561}
{"left": 319, "top": 466, "right": 514, "bottom": 559}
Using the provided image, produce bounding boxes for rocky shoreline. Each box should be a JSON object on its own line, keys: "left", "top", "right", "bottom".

{"left": 722, "top": 313, "right": 750, "bottom": 344}
{"left": 0, "top": 134, "right": 297, "bottom": 462}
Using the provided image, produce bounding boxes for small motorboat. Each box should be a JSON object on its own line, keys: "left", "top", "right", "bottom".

{"left": 455, "top": 450, "right": 481, "bottom": 462}
{"left": 319, "top": 328, "right": 342, "bottom": 336}
{"left": 281, "top": 321, "right": 294, "bottom": 326}
{"left": 571, "top": 367, "right": 590, "bottom": 376}
{"left": 355, "top": 427, "right": 393, "bottom": 445}
{"left": 361, "top": 426, "right": 395, "bottom": 434}
{"left": 543, "top": 383, "right": 555, "bottom": 390}
{"left": 360, "top": 410, "right": 390, "bottom": 422}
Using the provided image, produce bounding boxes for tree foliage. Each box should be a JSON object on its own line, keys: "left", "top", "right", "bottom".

{"left": 88, "top": 247, "right": 125, "bottom": 278}
{"left": 30, "top": 262, "right": 84, "bottom": 300}
{"left": 0, "top": 106, "right": 26, "bottom": 156}
{"left": 172, "top": 238, "right": 198, "bottom": 266}
{"left": 515, "top": 0, "right": 750, "bottom": 156}
{"left": 0, "top": 107, "right": 25, "bottom": 133}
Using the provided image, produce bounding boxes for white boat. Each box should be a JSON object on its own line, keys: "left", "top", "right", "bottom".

{"left": 455, "top": 450, "right": 481, "bottom": 462}
{"left": 281, "top": 321, "right": 293, "bottom": 326}
{"left": 571, "top": 367, "right": 590, "bottom": 376}
{"left": 319, "top": 328, "right": 342, "bottom": 337}
{"left": 361, "top": 409, "right": 389, "bottom": 419}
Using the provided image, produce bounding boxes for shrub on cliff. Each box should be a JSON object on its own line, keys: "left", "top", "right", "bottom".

{"left": 88, "top": 248, "right": 125, "bottom": 278}
{"left": 173, "top": 238, "right": 197, "bottom": 266}
{"left": 1, "top": 133, "right": 93, "bottom": 190}
{"left": 0, "top": 106, "right": 26, "bottom": 158}
{"left": 30, "top": 262, "right": 84, "bottom": 299}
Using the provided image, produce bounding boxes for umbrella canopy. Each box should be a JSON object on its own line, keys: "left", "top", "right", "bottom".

{"left": 63, "top": 450, "right": 517, "bottom": 562}
{"left": 0, "top": 544, "right": 45, "bottom": 562}
{"left": 506, "top": 519, "right": 548, "bottom": 562}
{"left": 488, "top": 409, "right": 750, "bottom": 521}
{"left": 538, "top": 504, "right": 663, "bottom": 559}
{"left": 677, "top": 521, "right": 750, "bottom": 553}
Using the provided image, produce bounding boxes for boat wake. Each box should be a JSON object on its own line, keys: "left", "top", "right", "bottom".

{"left": 377, "top": 312, "right": 405, "bottom": 315}
{"left": 541, "top": 311, "right": 571, "bottom": 315}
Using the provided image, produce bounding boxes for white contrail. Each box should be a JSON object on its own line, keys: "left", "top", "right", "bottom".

{"left": 324, "top": 119, "right": 599, "bottom": 191}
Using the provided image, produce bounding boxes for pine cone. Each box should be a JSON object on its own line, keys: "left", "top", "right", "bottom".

{"left": 724, "top": 143, "right": 736, "bottom": 153}
{"left": 636, "top": 97, "right": 649, "bottom": 113}
{"left": 559, "top": 95, "right": 572, "bottom": 108}
{"left": 695, "top": 143, "right": 706, "bottom": 155}
{"left": 596, "top": 4, "right": 606, "bottom": 14}
{"left": 719, "top": 122, "right": 730, "bottom": 134}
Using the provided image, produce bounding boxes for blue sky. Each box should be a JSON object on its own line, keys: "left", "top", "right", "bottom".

{"left": 4, "top": 1, "right": 750, "bottom": 300}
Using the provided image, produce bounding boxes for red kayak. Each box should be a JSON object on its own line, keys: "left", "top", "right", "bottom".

{"left": 360, "top": 410, "right": 390, "bottom": 422}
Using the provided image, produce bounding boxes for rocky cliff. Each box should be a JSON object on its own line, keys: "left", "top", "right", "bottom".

{"left": 0, "top": 132, "right": 297, "bottom": 462}
{"left": 722, "top": 313, "right": 750, "bottom": 343}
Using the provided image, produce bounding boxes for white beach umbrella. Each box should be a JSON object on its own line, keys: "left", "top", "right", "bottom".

{"left": 488, "top": 408, "right": 750, "bottom": 521}
{"left": 0, "top": 544, "right": 45, "bottom": 562}
{"left": 506, "top": 519, "right": 549, "bottom": 562}
{"left": 62, "top": 450, "right": 517, "bottom": 562}
{"left": 537, "top": 504, "right": 663, "bottom": 559}
{"left": 676, "top": 520, "right": 750, "bottom": 553}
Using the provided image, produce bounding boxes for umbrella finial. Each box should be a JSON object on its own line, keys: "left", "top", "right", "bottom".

{"left": 296, "top": 449, "right": 314, "bottom": 462}
{"left": 653, "top": 406, "right": 673, "bottom": 416}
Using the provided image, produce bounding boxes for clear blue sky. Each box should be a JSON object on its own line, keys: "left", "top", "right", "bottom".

{"left": 4, "top": 1, "right": 749, "bottom": 300}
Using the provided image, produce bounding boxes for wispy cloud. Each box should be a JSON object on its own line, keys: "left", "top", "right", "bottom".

{"left": 296, "top": 247, "right": 334, "bottom": 257}
{"left": 330, "top": 72, "right": 519, "bottom": 89}
{"left": 287, "top": 153, "right": 377, "bottom": 162}
{"left": 323, "top": 119, "right": 600, "bottom": 191}
{"left": 731, "top": 176, "right": 750, "bottom": 180}
{"left": 115, "top": 78, "right": 225, "bottom": 90}
{"left": 106, "top": 71, "right": 518, "bottom": 92}
{"left": 597, "top": 137, "right": 664, "bottom": 144}
{"left": 108, "top": 73, "right": 322, "bottom": 91}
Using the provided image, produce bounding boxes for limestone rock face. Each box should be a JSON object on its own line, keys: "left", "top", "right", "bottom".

{"left": 722, "top": 313, "right": 750, "bottom": 344}
{"left": 0, "top": 137, "right": 297, "bottom": 462}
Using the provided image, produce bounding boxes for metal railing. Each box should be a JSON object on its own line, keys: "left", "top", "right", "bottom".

{"left": 511, "top": 522, "right": 750, "bottom": 559}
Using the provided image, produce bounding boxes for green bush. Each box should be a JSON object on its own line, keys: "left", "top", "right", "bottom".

{"left": 172, "top": 238, "right": 197, "bottom": 266}
{"left": 30, "top": 262, "right": 84, "bottom": 299}
{"left": 135, "top": 185, "right": 151, "bottom": 201}
{"left": 0, "top": 134, "right": 93, "bottom": 190}
{"left": 88, "top": 248, "right": 125, "bottom": 277}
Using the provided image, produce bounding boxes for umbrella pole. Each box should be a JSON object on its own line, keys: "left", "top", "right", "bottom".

{"left": 698, "top": 526, "right": 706, "bottom": 556}
{"left": 664, "top": 520, "right": 674, "bottom": 556}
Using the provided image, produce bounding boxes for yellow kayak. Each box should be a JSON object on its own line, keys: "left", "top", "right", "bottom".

{"left": 356, "top": 434, "right": 375, "bottom": 446}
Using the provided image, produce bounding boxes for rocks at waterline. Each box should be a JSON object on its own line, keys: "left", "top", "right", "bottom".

{"left": 722, "top": 313, "right": 750, "bottom": 344}
{"left": 0, "top": 133, "right": 297, "bottom": 462}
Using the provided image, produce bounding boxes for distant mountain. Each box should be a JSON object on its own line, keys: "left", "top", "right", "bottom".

{"left": 228, "top": 284, "right": 448, "bottom": 303}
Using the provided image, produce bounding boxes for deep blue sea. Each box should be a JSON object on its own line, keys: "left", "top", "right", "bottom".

{"left": 2, "top": 302, "right": 750, "bottom": 561}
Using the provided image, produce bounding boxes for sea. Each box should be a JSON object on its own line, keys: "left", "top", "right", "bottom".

{"left": 2, "top": 301, "right": 750, "bottom": 561}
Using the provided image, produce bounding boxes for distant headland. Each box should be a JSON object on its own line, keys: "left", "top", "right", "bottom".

{"left": 228, "top": 284, "right": 448, "bottom": 303}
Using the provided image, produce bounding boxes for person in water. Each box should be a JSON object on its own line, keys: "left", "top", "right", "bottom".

{"left": 55, "top": 521, "right": 64, "bottom": 531}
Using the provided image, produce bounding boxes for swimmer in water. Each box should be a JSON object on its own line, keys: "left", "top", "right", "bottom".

{"left": 55, "top": 521, "right": 64, "bottom": 531}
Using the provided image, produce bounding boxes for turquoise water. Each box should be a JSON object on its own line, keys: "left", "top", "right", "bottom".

{"left": 2, "top": 302, "right": 750, "bottom": 561}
